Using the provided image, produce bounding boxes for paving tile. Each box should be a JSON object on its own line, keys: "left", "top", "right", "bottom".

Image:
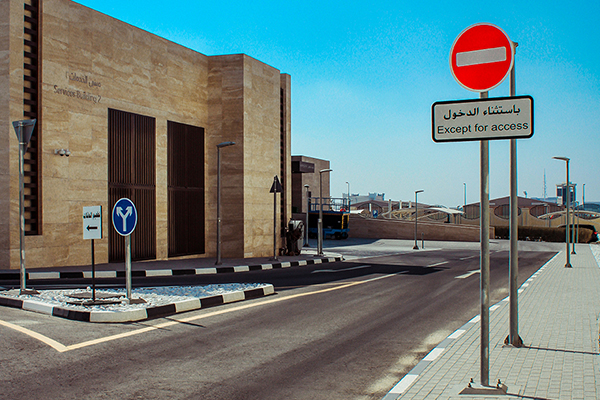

{"left": 388, "top": 244, "right": 600, "bottom": 400}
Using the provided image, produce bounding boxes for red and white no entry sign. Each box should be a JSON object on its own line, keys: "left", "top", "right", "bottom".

{"left": 450, "top": 23, "right": 514, "bottom": 92}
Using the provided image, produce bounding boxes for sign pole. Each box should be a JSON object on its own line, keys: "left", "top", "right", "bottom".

{"left": 480, "top": 92, "right": 490, "bottom": 388}
{"left": 272, "top": 176, "right": 278, "bottom": 261}
{"left": 125, "top": 234, "right": 132, "bottom": 301}
{"left": 91, "top": 239, "right": 96, "bottom": 302}
{"left": 269, "top": 176, "right": 284, "bottom": 260}
{"left": 508, "top": 42, "right": 523, "bottom": 347}
{"left": 83, "top": 205, "right": 102, "bottom": 302}
{"left": 111, "top": 198, "right": 139, "bottom": 303}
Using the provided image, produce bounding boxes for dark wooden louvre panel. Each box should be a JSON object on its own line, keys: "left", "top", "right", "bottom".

{"left": 108, "top": 109, "right": 156, "bottom": 262}
{"left": 23, "top": 0, "right": 41, "bottom": 235}
{"left": 168, "top": 121, "right": 205, "bottom": 257}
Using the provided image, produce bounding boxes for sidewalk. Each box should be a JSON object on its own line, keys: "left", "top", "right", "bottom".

{"left": 384, "top": 244, "right": 600, "bottom": 399}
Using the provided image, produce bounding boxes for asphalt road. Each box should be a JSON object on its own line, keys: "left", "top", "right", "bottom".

{"left": 0, "top": 244, "right": 557, "bottom": 400}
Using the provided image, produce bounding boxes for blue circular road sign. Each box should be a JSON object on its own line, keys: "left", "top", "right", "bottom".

{"left": 112, "top": 198, "right": 138, "bottom": 236}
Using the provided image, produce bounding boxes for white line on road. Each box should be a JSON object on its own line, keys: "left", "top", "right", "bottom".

{"left": 427, "top": 261, "right": 449, "bottom": 268}
{"left": 455, "top": 270, "right": 480, "bottom": 279}
{"left": 1, "top": 270, "right": 405, "bottom": 353}
{"left": 311, "top": 265, "right": 371, "bottom": 274}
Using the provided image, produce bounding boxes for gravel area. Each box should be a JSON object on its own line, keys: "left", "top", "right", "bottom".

{"left": 0, "top": 283, "right": 271, "bottom": 313}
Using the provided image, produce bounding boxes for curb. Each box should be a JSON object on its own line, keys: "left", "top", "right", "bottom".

{"left": 0, "top": 257, "right": 343, "bottom": 282}
{"left": 0, "top": 285, "right": 275, "bottom": 323}
{"left": 382, "top": 252, "right": 559, "bottom": 400}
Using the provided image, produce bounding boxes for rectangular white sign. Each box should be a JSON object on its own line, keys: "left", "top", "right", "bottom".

{"left": 432, "top": 95, "right": 533, "bottom": 142}
{"left": 83, "top": 205, "right": 102, "bottom": 240}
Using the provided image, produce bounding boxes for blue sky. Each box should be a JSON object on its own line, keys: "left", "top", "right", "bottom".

{"left": 75, "top": 0, "right": 600, "bottom": 207}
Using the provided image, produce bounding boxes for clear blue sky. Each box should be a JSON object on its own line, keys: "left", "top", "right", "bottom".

{"left": 75, "top": 0, "right": 600, "bottom": 207}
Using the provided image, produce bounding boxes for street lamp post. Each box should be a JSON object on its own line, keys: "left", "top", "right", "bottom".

{"left": 216, "top": 141, "right": 235, "bottom": 265}
{"left": 553, "top": 156, "right": 572, "bottom": 268}
{"left": 463, "top": 182, "right": 466, "bottom": 207}
{"left": 304, "top": 184, "right": 310, "bottom": 247}
{"left": 413, "top": 190, "right": 424, "bottom": 250}
{"left": 346, "top": 181, "right": 350, "bottom": 208}
{"left": 12, "top": 119, "right": 37, "bottom": 295}
{"left": 318, "top": 169, "right": 332, "bottom": 256}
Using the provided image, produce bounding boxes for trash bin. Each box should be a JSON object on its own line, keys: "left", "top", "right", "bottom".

{"left": 286, "top": 220, "right": 304, "bottom": 255}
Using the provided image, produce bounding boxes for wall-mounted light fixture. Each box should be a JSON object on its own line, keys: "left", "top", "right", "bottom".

{"left": 54, "top": 149, "right": 71, "bottom": 156}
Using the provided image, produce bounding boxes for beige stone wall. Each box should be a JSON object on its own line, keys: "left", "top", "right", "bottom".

{"left": 242, "top": 56, "right": 283, "bottom": 257}
{"left": 457, "top": 208, "right": 600, "bottom": 233}
{"left": 5, "top": 0, "right": 27, "bottom": 270}
{"left": 1, "top": 0, "right": 290, "bottom": 268}
{"left": 27, "top": 0, "right": 210, "bottom": 268}
{"left": 350, "top": 214, "right": 492, "bottom": 242}
{"left": 207, "top": 54, "right": 245, "bottom": 259}
{"left": 0, "top": 0, "right": 13, "bottom": 269}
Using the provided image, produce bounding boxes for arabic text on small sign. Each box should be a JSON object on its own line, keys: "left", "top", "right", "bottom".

{"left": 432, "top": 96, "right": 534, "bottom": 143}
{"left": 83, "top": 205, "right": 102, "bottom": 240}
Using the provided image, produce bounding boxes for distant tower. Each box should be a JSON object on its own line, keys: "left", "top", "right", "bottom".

{"left": 543, "top": 169, "right": 547, "bottom": 199}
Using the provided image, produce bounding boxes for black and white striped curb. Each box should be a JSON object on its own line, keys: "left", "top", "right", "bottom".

{"left": 0, "top": 257, "right": 343, "bottom": 282}
{"left": 382, "top": 253, "right": 558, "bottom": 400}
{"left": 0, "top": 285, "right": 275, "bottom": 323}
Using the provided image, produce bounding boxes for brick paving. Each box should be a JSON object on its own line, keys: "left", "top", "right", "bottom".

{"left": 385, "top": 244, "right": 600, "bottom": 400}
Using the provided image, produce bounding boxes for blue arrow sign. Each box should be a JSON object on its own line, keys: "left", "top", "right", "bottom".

{"left": 112, "top": 198, "right": 138, "bottom": 236}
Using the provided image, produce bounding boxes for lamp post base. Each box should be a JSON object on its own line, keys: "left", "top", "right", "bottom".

{"left": 459, "top": 380, "right": 507, "bottom": 395}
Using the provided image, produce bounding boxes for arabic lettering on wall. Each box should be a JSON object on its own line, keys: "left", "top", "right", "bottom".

{"left": 443, "top": 104, "right": 522, "bottom": 120}
{"left": 52, "top": 71, "right": 103, "bottom": 104}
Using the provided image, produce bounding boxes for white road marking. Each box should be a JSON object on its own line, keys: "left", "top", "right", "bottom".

{"left": 455, "top": 270, "right": 480, "bottom": 279}
{"left": 0, "top": 270, "right": 403, "bottom": 353}
{"left": 311, "top": 265, "right": 371, "bottom": 274}
{"left": 427, "top": 261, "right": 449, "bottom": 268}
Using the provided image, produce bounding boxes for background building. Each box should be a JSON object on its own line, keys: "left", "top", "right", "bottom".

{"left": 1, "top": 0, "right": 291, "bottom": 269}
{"left": 291, "top": 155, "right": 330, "bottom": 215}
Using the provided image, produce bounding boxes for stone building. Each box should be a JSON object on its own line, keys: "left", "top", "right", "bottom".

{"left": 291, "top": 155, "right": 330, "bottom": 215}
{"left": 1, "top": 0, "right": 292, "bottom": 269}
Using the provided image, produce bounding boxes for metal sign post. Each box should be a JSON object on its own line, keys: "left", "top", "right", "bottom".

{"left": 83, "top": 206, "right": 102, "bottom": 302}
{"left": 12, "top": 119, "right": 37, "bottom": 295}
{"left": 507, "top": 42, "right": 523, "bottom": 348}
{"left": 479, "top": 91, "right": 490, "bottom": 387}
{"left": 435, "top": 23, "right": 533, "bottom": 394}
{"left": 112, "top": 198, "right": 138, "bottom": 302}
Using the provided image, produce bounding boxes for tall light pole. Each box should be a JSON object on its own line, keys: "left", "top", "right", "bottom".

{"left": 12, "top": 119, "right": 37, "bottom": 295}
{"left": 413, "top": 190, "right": 424, "bottom": 250}
{"left": 463, "top": 182, "right": 466, "bottom": 207}
{"left": 553, "top": 156, "right": 572, "bottom": 268}
{"left": 304, "top": 184, "right": 310, "bottom": 247}
{"left": 318, "top": 169, "right": 332, "bottom": 256}
{"left": 346, "top": 181, "right": 350, "bottom": 209}
{"left": 216, "top": 141, "right": 235, "bottom": 265}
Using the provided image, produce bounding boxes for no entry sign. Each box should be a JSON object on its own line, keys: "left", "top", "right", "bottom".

{"left": 450, "top": 23, "right": 514, "bottom": 92}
